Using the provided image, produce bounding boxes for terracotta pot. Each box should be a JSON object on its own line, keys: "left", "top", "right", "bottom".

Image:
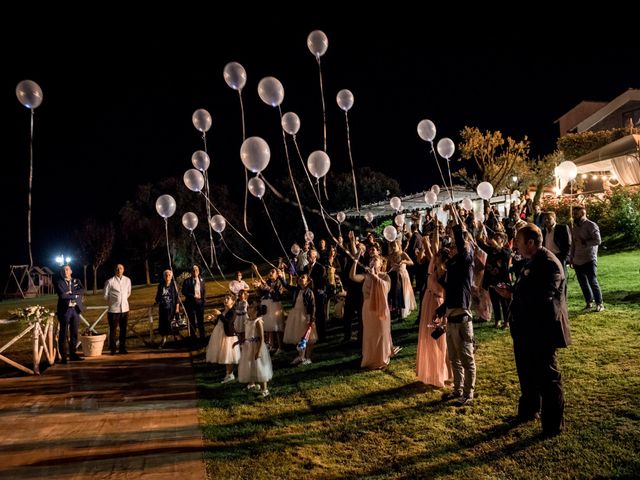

{"left": 80, "top": 334, "right": 106, "bottom": 357}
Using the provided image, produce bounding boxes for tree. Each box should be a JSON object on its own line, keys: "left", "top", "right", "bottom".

{"left": 76, "top": 219, "right": 115, "bottom": 293}
{"left": 528, "top": 151, "right": 563, "bottom": 205}
{"left": 557, "top": 127, "right": 638, "bottom": 160}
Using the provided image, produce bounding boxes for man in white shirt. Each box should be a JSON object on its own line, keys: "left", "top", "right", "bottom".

{"left": 104, "top": 263, "right": 132, "bottom": 354}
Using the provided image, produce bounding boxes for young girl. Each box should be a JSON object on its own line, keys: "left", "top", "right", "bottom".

{"left": 206, "top": 294, "right": 240, "bottom": 383}
{"left": 238, "top": 301, "right": 273, "bottom": 396}
{"left": 283, "top": 273, "right": 317, "bottom": 365}
{"left": 233, "top": 289, "right": 249, "bottom": 347}
{"left": 253, "top": 266, "right": 286, "bottom": 354}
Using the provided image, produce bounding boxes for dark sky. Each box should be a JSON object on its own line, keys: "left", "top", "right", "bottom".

{"left": 2, "top": 16, "right": 638, "bottom": 276}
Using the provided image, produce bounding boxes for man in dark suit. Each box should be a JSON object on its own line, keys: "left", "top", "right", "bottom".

{"left": 542, "top": 211, "right": 571, "bottom": 296}
{"left": 54, "top": 265, "right": 86, "bottom": 363}
{"left": 304, "top": 249, "right": 327, "bottom": 341}
{"left": 496, "top": 224, "right": 572, "bottom": 437}
{"left": 182, "top": 265, "right": 206, "bottom": 343}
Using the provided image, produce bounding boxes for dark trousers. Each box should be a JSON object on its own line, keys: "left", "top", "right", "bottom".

{"left": 58, "top": 308, "right": 80, "bottom": 357}
{"left": 513, "top": 339, "right": 564, "bottom": 434}
{"left": 186, "top": 301, "right": 205, "bottom": 340}
{"left": 108, "top": 312, "right": 129, "bottom": 352}
{"left": 574, "top": 261, "right": 603, "bottom": 305}
{"left": 489, "top": 288, "right": 510, "bottom": 323}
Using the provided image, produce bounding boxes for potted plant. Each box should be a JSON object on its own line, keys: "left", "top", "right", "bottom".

{"left": 80, "top": 328, "right": 107, "bottom": 357}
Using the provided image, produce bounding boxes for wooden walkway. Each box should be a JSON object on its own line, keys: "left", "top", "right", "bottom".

{"left": 0, "top": 350, "right": 206, "bottom": 479}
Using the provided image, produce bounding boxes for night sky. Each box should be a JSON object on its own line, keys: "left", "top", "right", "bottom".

{"left": 2, "top": 16, "right": 638, "bottom": 282}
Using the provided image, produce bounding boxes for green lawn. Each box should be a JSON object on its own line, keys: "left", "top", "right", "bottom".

{"left": 193, "top": 251, "right": 640, "bottom": 479}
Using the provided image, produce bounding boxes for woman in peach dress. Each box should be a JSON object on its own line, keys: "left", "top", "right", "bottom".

{"left": 416, "top": 232, "right": 451, "bottom": 387}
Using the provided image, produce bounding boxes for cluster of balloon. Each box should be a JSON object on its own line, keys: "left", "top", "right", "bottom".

{"left": 192, "top": 109, "right": 212, "bottom": 133}
{"left": 437, "top": 138, "right": 455, "bottom": 159}
{"left": 282, "top": 112, "right": 300, "bottom": 135}
{"left": 182, "top": 212, "right": 199, "bottom": 231}
{"left": 556, "top": 161, "right": 578, "bottom": 181}
{"left": 383, "top": 225, "right": 398, "bottom": 242}
{"left": 191, "top": 150, "right": 210, "bottom": 172}
{"left": 424, "top": 191, "right": 438, "bottom": 206}
{"left": 304, "top": 231, "right": 315, "bottom": 242}
{"left": 336, "top": 211, "right": 346, "bottom": 223}
{"left": 307, "top": 151, "right": 331, "bottom": 178}
{"left": 241, "top": 137, "right": 271, "bottom": 173}
{"left": 209, "top": 215, "right": 226, "bottom": 234}
{"left": 248, "top": 176, "right": 266, "bottom": 199}
{"left": 476, "top": 181, "right": 494, "bottom": 200}
{"left": 258, "top": 77, "right": 284, "bottom": 107}
{"left": 291, "top": 243, "right": 301, "bottom": 256}
{"left": 364, "top": 211, "right": 375, "bottom": 224}
{"left": 184, "top": 169, "right": 205, "bottom": 192}
{"left": 336, "top": 89, "right": 354, "bottom": 112}
{"left": 417, "top": 119, "right": 436, "bottom": 143}
{"left": 395, "top": 213, "right": 405, "bottom": 226}
{"left": 156, "top": 194, "right": 176, "bottom": 218}
{"left": 390, "top": 196, "right": 402, "bottom": 212}
{"left": 462, "top": 197, "right": 474, "bottom": 211}
{"left": 223, "top": 62, "right": 247, "bottom": 92}
{"left": 16, "top": 80, "right": 43, "bottom": 109}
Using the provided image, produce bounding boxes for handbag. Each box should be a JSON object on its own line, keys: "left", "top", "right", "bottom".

{"left": 431, "top": 324, "right": 446, "bottom": 340}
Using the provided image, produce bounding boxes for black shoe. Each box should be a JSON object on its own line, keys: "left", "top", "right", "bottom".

{"left": 541, "top": 428, "right": 561, "bottom": 439}
{"left": 69, "top": 354, "right": 84, "bottom": 361}
{"left": 456, "top": 396, "right": 473, "bottom": 406}
{"left": 111, "top": 349, "right": 117, "bottom": 355}
{"left": 119, "top": 349, "right": 128, "bottom": 354}
{"left": 60, "top": 356, "right": 68, "bottom": 364}
{"left": 442, "top": 390, "right": 463, "bottom": 401}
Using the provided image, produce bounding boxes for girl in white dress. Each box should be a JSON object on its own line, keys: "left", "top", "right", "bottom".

{"left": 233, "top": 290, "right": 249, "bottom": 346}
{"left": 282, "top": 274, "right": 317, "bottom": 365}
{"left": 238, "top": 302, "right": 273, "bottom": 396}
{"left": 205, "top": 294, "right": 241, "bottom": 382}
{"left": 253, "top": 266, "right": 287, "bottom": 354}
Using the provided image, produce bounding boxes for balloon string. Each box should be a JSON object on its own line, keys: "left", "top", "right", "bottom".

{"left": 278, "top": 106, "right": 309, "bottom": 232}
{"left": 28, "top": 108, "right": 34, "bottom": 268}
{"left": 238, "top": 91, "right": 246, "bottom": 141}
{"left": 203, "top": 172, "right": 216, "bottom": 267}
{"left": 164, "top": 218, "right": 172, "bottom": 271}
{"left": 199, "top": 192, "right": 276, "bottom": 269}
{"left": 429, "top": 142, "right": 463, "bottom": 225}
{"left": 219, "top": 234, "right": 254, "bottom": 266}
{"left": 316, "top": 56, "right": 330, "bottom": 201}
{"left": 261, "top": 198, "right": 291, "bottom": 261}
{"left": 243, "top": 168, "right": 251, "bottom": 234}
{"left": 190, "top": 231, "right": 227, "bottom": 290}
{"left": 344, "top": 111, "right": 360, "bottom": 212}
{"left": 171, "top": 277, "right": 190, "bottom": 337}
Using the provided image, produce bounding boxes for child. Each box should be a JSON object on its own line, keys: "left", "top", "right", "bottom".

{"left": 282, "top": 273, "right": 317, "bottom": 365}
{"left": 233, "top": 289, "right": 249, "bottom": 347}
{"left": 206, "top": 294, "right": 240, "bottom": 383}
{"left": 238, "top": 301, "right": 273, "bottom": 396}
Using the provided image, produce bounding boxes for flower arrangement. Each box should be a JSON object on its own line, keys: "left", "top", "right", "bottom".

{"left": 11, "top": 305, "right": 55, "bottom": 325}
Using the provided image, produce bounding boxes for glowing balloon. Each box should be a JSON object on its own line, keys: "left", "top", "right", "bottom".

{"left": 282, "top": 112, "right": 300, "bottom": 135}
{"left": 191, "top": 150, "right": 210, "bottom": 172}
{"left": 390, "top": 197, "right": 402, "bottom": 211}
{"left": 431, "top": 185, "right": 441, "bottom": 195}
{"left": 336, "top": 89, "right": 354, "bottom": 112}
{"left": 336, "top": 211, "right": 346, "bottom": 223}
{"left": 512, "top": 189, "right": 521, "bottom": 199}
{"left": 248, "top": 176, "right": 266, "bottom": 199}
{"left": 476, "top": 181, "right": 494, "bottom": 200}
{"left": 417, "top": 119, "right": 436, "bottom": 142}
{"left": 462, "top": 197, "right": 474, "bottom": 211}
{"left": 291, "top": 243, "right": 301, "bottom": 255}
{"left": 258, "top": 76, "right": 284, "bottom": 107}
{"left": 183, "top": 169, "right": 205, "bottom": 192}
{"left": 223, "top": 61, "right": 247, "bottom": 91}
{"left": 557, "top": 160, "right": 578, "bottom": 181}
{"left": 209, "top": 215, "right": 226, "bottom": 233}
{"left": 155, "top": 194, "right": 176, "bottom": 218}
{"left": 192, "top": 109, "right": 212, "bottom": 133}
{"left": 364, "top": 212, "right": 375, "bottom": 223}
{"left": 437, "top": 138, "right": 455, "bottom": 159}
{"left": 307, "top": 30, "right": 328, "bottom": 57}
{"left": 240, "top": 136, "right": 271, "bottom": 173}
{"left": 305, "top": 231, "right": 314, "bottom": 242}
{"left": 307, "top": 151, "right": 331, "bottom": 178}
{"left": 383, "top": 226, "right": 398, "bottom": 242}
{"left": 16, "top": 80, "right": 43, "bottom": 109}
{"left": 395, "top": 214, "right": 405, "bottom": 226}
{"left": 182, "top": 212, "right": 198, "bottom": 231}
{"left": 425, "top": 191, "right": 437, "bottom": 205}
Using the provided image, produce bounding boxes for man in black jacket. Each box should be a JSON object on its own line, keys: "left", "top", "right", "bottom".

{"left": 54, "top": 265, "right": 86, "bottom": 363}
{"left": 182, "top": 265, "right": 206, "bottom": 343}
{"left": 542, "top": 211, "right": 571, "bottom": 297}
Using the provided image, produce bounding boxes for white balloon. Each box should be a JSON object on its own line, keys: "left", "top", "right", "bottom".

{"left": 462, "top": 197, "right": 474, "bottom": 211}
{"left": 191, "top": 150, "right": 210, "bottom": 172}
{"left": 307, "top": 30, "right": 328, "bottom": 57}
{"left": 437, "top": 138, "right": 456, "bottom": 159}
{"left": 417, "top": 119, "right": 436, "bottom": 142}
{"left": 258, "top": 76, "right": 284, "bottom": 107}
{"left": 248, "top": 176, "right": 266, "bottom": 199}
{"left": 364, "top": 211, "right": 375, "bottom": 223}
{"left": 183, "top": 169, "right": 205, "bottom": 192}
{"left": 192, "top": 109, "right": 212, "bottom": 133}
{"left": 223, "top": 61, "right": 247, "bottom": 91}
{"left": 155, "top": 194, "right": 176, "bottom": 218}
{"left": 209, "top": 214, "right": 226, "bottom": 233}
{"left": 291, "top": 243, "right": 301, "bottom": 255}
{"left": 304, "top": 230, "right": 314, "bottom": 242}
{"left": 182, "top": 212, "right": 198, "bottom": 231}
{"left": 336, "top": 211, "right": 346, "bottom": 223}
{"left": 557, "top": 160, "right": 578, "bottom": 181}
{"left": 281, "top": 112, "right": 300, "bottom": 135}
{"left": 425, "top": 191, "right": 437, "bottom": 205}
{"left": 395, "top": 214, "right": 405, "bottom": 226}
{"left": 431, "top": 185, "right": 441, "bottom": 195}
{"left": 16, "top": 80, "right": 43, "bottom": 109}
{"left": 307, "top": 151, "right": 331, "bottom": 178}
{"left": 390, "top": 196, "right": 402, "bottom": 211}
{"left": 336, "top": 89, "right": 354, "bottom": 112}
{"left": 240, "top": 136, "right": 271, "bottom": 173}
{"left": 476, "top": 181, "right": 494, "bottom": 200}
{"left": 383, "top": 225, "right": 398, "bottom": 242}
{"left": 512, "top": 189, "right": 521, "bottom": 199}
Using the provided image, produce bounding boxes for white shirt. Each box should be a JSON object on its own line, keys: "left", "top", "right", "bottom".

{"left": 544, "top": 225, "right": 560, "bottom": 255}
{"left": 104, "top": 275, "right": 132, "bottom": 313}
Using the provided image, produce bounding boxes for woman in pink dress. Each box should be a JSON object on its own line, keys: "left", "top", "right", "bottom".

{"left": 350, "top": 248, "right": 395, "bottom": 369}
{"left": 416, "top": 232, "right": 450, "bottom": 387}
